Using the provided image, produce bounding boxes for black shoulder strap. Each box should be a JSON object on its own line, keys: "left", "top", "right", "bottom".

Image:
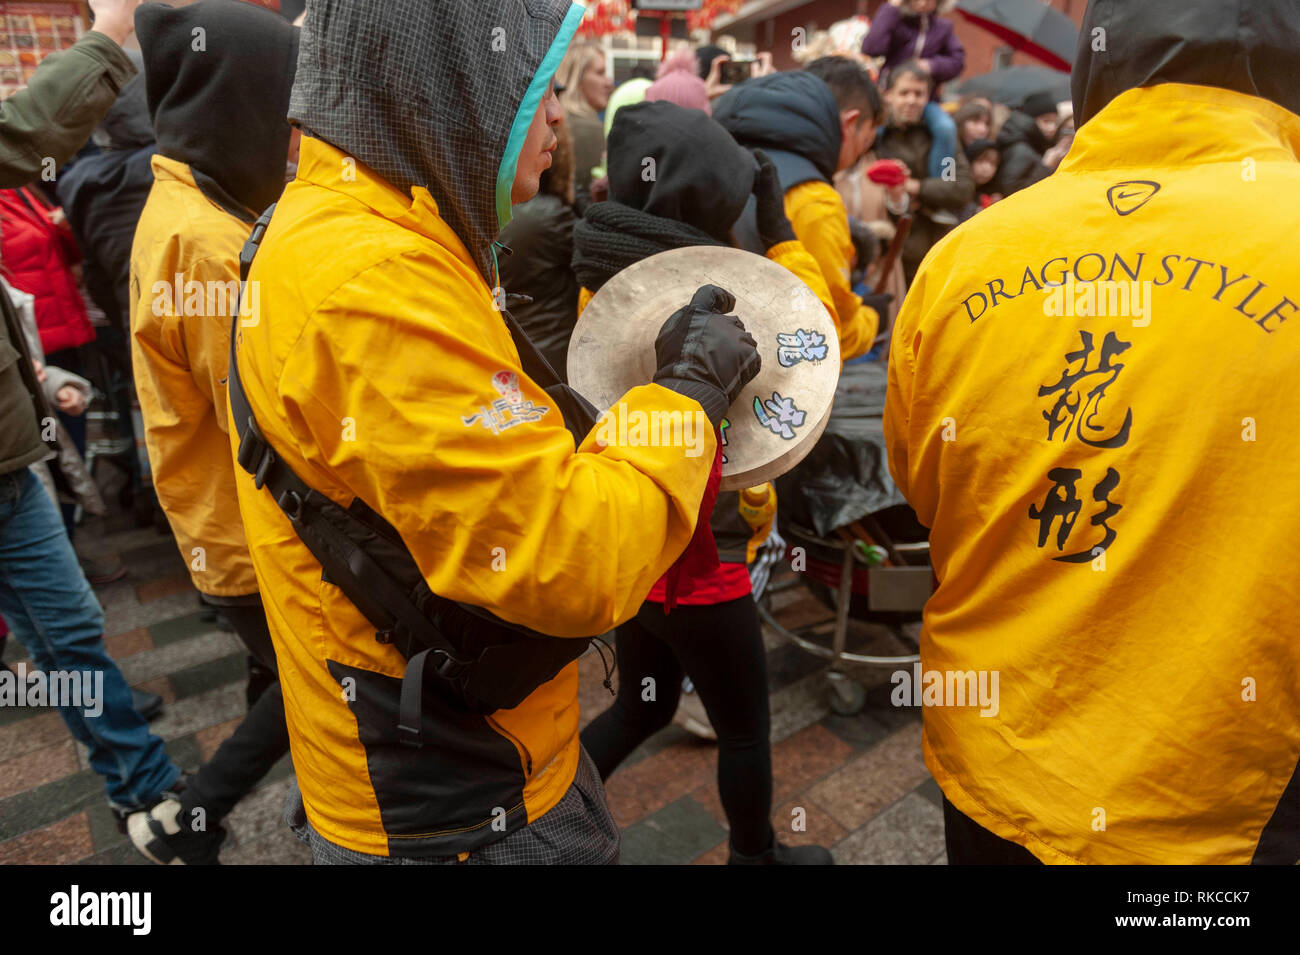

{"left": 228, "top": 206, "right": 473, "bottom": 746}
{"left": 225, "top": 208, "right": 596, "bottom": 744}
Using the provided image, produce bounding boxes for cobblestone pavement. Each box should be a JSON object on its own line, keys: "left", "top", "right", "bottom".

{"left": 0, "top": 508, "right": 944, "bottom": 865}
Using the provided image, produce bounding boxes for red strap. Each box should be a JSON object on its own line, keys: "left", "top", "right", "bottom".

{"left": 661, "top": 427, "right": 723, "bottom": 613}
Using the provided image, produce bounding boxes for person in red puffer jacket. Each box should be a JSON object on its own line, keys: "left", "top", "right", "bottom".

{"left": 0, "top": 185, "right": 96, "bottom": 358}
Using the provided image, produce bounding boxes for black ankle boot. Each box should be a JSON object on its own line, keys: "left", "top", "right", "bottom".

{"left": 728, "top": 841, "right": 835, "bottom": 865}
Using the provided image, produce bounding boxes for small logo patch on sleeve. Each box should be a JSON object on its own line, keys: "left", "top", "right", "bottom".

{"left": 461, "top": 370, "right": 549, "bottom": 434}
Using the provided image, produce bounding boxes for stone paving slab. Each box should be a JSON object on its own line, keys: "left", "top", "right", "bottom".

{"left": 0, "top": 509, "right": 948, "bottom": 867}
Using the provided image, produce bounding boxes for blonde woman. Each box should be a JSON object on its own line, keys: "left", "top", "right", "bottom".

{"left": 555, "top": 42, "right": 613, "bottom": 203}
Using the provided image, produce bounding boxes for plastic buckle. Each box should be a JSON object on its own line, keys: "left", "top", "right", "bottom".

{"left": 253, "top": 446, "right": 275, "bottom": 491}
{"left": 397, "top": 721, "right": 421, "bottom": 748}
{"left": 432, "top": 651, "right": 466, "bottom": 680}
{"left": 276, "top": 488, "right": 304, "bottom": 524}
{"left": 374, "top": 629, "right": 394, "bottom": 646}
{"left": 235, "top": 422, "right": 264, "bottom": 475}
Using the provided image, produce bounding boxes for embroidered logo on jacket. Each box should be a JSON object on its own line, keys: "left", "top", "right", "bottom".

{"left": 461, "top": 371, "right": 548, "bottom": 434}
{"left": 1106, "top": 180, "right": 1160, "bottom": 216}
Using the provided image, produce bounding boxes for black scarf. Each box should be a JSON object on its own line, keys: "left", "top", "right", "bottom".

{"left": 571, "top": 200, "right": 725, "bottom": 293}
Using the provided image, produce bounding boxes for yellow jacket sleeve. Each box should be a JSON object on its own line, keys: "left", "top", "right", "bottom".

{"left": 272, "top": 252, "right": 714, "bottom": 638}
{"left": 883, "top": 261, "right": 933, "bottom": 525}
{"left": 765, "top": 238, "right": 838, "bottom": 331}
{"left": 131, "top": 248, "right": 257, "bottom": 596}
{"left": 785, "top": 181, "right": 879, "bottom": 360}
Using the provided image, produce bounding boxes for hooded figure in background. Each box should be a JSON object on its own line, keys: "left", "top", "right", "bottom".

{"left": 992, "top": 91, "right": 1062, "bottom": 198}
{"left": 123, "top": 0, "right": 297, "bottom": 866}
{"left": 230, "top": 0, "right": 758, "bottom": 863}
{"left": 885, "top": 0, "right": 1300, "bottom": 865}
{"left": 56, "top": 52, "right": 158, "bottom": 506}
{"left": 56, "top": 49, "right": 157, "bottom": 331}
{"left": 571, "top": 100, "right": 836, "bottom": 865}
{"left": 714, "top": 70, "right": 880, "bottom": 360}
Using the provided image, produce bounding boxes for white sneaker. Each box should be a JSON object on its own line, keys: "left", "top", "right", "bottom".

{"left": 674, "top": 689, "right": 717, "bottom": 742}
{"left": 127, "top": 796, "right": 225, "bottom": 865}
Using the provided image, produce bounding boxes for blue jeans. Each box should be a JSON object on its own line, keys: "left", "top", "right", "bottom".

{"left": 0, "top": 467, "right": 178, "bottom": 809}
{"left": 925, "top": 102, "right": 959, "bottom": 181}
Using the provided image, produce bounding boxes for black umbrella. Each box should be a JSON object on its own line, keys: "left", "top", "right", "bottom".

{"left": 951, "top": 65, "right": 1071, "bottom": 108}
{"left": 956, "top": 0, "right": 1078, "bottom": 72}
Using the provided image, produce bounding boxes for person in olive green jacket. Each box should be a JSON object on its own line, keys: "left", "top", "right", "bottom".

{"left": 0, "top": 0, "right": 140, "bottom": 187}
{"left": 0, "top": 0, "right": 185, "bottom": 831}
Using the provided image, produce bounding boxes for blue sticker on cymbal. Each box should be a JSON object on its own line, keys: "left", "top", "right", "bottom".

{"left": 776, "top": 329, "right": 829, "bottom": 367}
{"left": 753, "top": 392, "right": 806, "bottom": 440}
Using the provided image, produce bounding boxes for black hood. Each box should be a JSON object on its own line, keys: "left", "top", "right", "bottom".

{"left": 712, "top": 72, "right": 841, "bottom": 185}
{"left": 137, "top": 0, "right": 299, "bottom": 217}
{"left": 1073, "top": 0, "right": 1300, "bottom": 127}
{"left": 607, "top": 101, "right": 755, "bottom": 242}
{"left": 996, "top": 110, "right": 1050, "bottom": 155}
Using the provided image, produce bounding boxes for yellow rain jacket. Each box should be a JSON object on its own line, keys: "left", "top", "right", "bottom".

{"left": 128, "top": 0, "right": 298, "bottom": 600}
{"left": 886, "top": 83, "right": 1300, "bottom": 863}
{"left": 229, "top": 0, "right": 716, "bottom": 861}
{"left": 784, "top": 180, "right": 878, "bottom": 361}
{"left": 710, "top": 71, "right": 879, "bottom": 361}
{"left": 129, "top": 155, "right": 258, "bottom": 598}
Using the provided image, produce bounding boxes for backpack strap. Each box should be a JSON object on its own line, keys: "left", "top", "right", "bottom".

{"left": 227, "top": 206, "right": 471, "bottom": 747}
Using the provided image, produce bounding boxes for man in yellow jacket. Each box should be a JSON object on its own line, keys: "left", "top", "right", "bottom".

{"left": 714, "top": 57, "right": 888, "bottom": 361}
{"left": 230, "top": 0, "right": 759, "bottom": 863}
{"left": 126, "top": 0, "right": 296, "bottom": 864}
{"left": 885, "top": 0, "right": 1300, "bottom": 864}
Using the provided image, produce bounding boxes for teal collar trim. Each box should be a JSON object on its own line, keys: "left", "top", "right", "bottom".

{"left": 495, "top": 2, "right": 585, "bottom": 232}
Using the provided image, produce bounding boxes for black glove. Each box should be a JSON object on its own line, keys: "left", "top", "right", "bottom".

{"left": 752, "top": 149, "right": 797, "bottom": 253}
{"left": 653, "top": 285, "right": 761, "bottom": 426}
{"left": 860, "top": 292, "right": 894, "bottom": 318}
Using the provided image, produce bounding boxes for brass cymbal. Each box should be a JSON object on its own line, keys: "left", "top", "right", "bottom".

{"left": 568, "top": 246, "right": 839, "bottom": 491}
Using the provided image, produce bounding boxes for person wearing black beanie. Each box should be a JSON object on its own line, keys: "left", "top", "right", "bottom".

{"left": 574, "top": 100, "right": 835, "bottom": 866}
{"left": 993, "top": 90, "right": 1064, "bottom": 197}
{"left": 123, "top": 0, "right": 298, "bottom": 864}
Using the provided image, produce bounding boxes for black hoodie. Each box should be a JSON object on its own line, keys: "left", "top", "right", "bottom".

{"left": 570, "top": 101, "right": 760, "bottom": 564}
{"left": 993, "top": 109, "right": 1052, "bottom": 197}
{"left": 712, "top": 71, "right": 841, "bottom": 255}
{"left": 136, "top": 0, "right": 299, "bottom": 220}
{"left": 1072, "top": 0, "right": 1300, "bottom": 127}
{"left": 606, "top": 100, "right": 756, "bottom": 241}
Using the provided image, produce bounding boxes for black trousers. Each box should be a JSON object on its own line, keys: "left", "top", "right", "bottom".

{"left": 580, "top": 594, "right": 774, "bottom": 856}
{"left": 943, "top": 795, "right": 1043, "bottom": 865}
{"left": 183, "top": 595, "right": 290, "bottom": 825}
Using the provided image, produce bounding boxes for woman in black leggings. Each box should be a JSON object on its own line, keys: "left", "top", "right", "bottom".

{"left": 572, "top": 100, "right": 834, "bottom": 864}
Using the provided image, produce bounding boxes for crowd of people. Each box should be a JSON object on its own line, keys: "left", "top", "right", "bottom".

{"left": 0, "top": 0, "right": 1294, "bottom": 869}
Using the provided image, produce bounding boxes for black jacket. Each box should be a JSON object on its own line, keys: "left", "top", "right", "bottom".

{"left": 56, "top": 50, "right": 155, "bottom": 328}
{"left": 712, "top": 71, "right": 841, "bottom": 253}
{"left": 993, "top": 110, "right": 1052, "bottom": 197}
{"left": 497, "top": 194, "right": 579, "bottom": 381}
